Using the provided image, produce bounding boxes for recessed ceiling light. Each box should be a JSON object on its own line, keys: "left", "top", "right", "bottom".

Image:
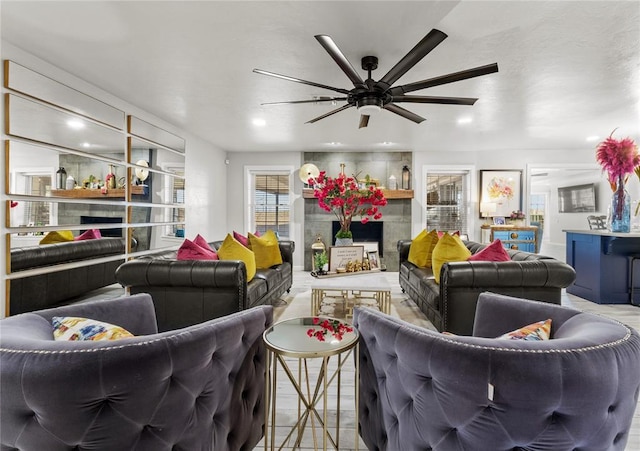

{"left": 82, "top": 142, "right": 91, "bottom": 148}
{"left": 252, "top": 118, "right": 266, "bottom": 127}
{"left": 381, "top": 141, "right": 393, "bottom": 145}
{"left": 328, "top": 142, "right": 340, "bottom": 146}
{"left": 586, "top": 135, "right": 600, "bottom": 142}
{"left": 66, "top": 119, "right": 85, "bottom": 129}
{"left": 457, "top": 116, "right": 473, "bottom": 124}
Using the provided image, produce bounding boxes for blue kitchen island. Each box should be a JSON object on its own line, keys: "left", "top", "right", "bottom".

{"left": 565, "top": 229, "right": 640, "bottom": 305}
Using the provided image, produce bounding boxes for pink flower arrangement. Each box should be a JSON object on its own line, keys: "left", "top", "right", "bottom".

{"left": 311, "top": 171, "right": 387, "bottom": 238}
{"left": 596, "top": 129, "right": 639, "bottom": 183}
{"left": 306, "top": 317, "right": 354, "bottom": 342}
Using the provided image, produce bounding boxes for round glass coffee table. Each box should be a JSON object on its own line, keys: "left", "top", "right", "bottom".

{"left": 263, "top": 316, "right": 359, "bottom": 451}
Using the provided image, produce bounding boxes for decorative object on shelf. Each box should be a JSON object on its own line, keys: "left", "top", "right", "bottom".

{"left": 106, "top": 165, "right": 117, "bottom": 189}
{"left": 56, "top": 167, "right": 67, "bottom": 190}
{"left": 311, "top": 169, "right": 387, "bottom": 244}
{"left": 299, "top": 163, "right": 320, "bottom": 187}
{"left": 479, "top": 170, "right": 523, "bottom": 218}
{"left": 306, "top": 317, "right": 354, "bottom": 342}
{"left": 402, "top": 165, "right": 411, "bottom": 190}
{"left": 388, "top": 174, "right": 397, "bottom": 190}
{"left": 595, "top": 129, "right": 639, "bottom": 233}
{"left": 65, "top": 173, "right": 75, "bottom": 190}
{"left": 134, "top": 160, "right": 150, "bottom": 184}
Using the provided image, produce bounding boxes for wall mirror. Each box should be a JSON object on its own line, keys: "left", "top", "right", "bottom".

{"left": 6, "top": 94, "right": 125, "bottom": 153}
{"left": 4, "top": 60, "right": 125, "bottom": 129}
{"left": 129, "top": 116, "right": 185, "bottom": 153}
{"left": 129, "top": 206, "right": 185, "bottom": 251}
{"left": 129, "top": 223, "right": 185, "bottom": 254}
{"left": 7, "top": 200, "right": 126, "bottom": 230}
{"left": 130, "top": 137, "right": 185, "bottom": 173}
{"left": 7, "top": 140, "right": 126, "bottom": 198}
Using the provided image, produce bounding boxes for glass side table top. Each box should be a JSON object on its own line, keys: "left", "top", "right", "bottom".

{"left": 263, "top": 317, "right": 359, "bottom": 358}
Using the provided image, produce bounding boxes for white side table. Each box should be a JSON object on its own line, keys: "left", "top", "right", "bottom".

{"left": 263, "top": 317, "right": 359, "bottom": 450}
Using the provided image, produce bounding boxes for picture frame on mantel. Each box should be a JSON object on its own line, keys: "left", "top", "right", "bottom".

{"left": 479, "top": 169, "right": 523, "bottom": 218}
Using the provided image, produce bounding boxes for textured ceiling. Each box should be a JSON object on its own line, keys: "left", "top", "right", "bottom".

{"left": 2, "top": 1, "right": 639, "bottom": 153}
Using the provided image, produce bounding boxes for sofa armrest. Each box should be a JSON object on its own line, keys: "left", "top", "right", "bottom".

{"left": 441, "top": 259, "right": 576, "bottom": 289}
{"left": 115, "top": 259, "right": 247, "bottom": 289}
{"left": 278, "top": 240, "right": 295, "bottom": 266}
{"left": 397, "top": 240, "right": 412, "bottom": 267}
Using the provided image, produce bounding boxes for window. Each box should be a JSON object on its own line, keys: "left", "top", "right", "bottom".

{"left": 13, "top": 170, "right": 55, "bottom": 227}
{"left": 162, "top": 165, "right": 185, "bottom": 236}
{"left": 249, "top": 171, "right": 291, "bottom": 238}
{"left": 425, "top": 171, "right": 471, "bottom": 235}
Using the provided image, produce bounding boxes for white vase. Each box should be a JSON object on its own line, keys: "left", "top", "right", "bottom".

{"left": 335, "top": 237, "right": 353, "bottom": 246}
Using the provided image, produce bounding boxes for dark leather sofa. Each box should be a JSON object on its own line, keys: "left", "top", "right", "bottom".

{"left": 397, "top": 239, "right": 576, "bottom": 335}
{"left": 115, "top": 239, "right": 294, "bottom": 331}
{"left": 9, "top": 238, "right": 128, "bottom": 315}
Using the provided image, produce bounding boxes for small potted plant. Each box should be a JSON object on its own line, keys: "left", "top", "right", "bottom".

{"left": 314, "top": 251, "right": 329, "bottom": 275}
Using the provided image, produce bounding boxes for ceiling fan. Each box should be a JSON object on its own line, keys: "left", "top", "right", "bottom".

{"left": 253, "top": 29, "right": 498, "bottom": 128}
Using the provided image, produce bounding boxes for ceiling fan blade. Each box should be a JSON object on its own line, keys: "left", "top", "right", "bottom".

{"left": 378, "top": 29, "right": 448, "bottom": 90}
{"left": 253, "top": 69, "right": 350, "bottom": 95}
{"left": 390, "top": 63, "right": 499, "bottom": 95}
{"left": 305, "top": 104, "right": 353, "bottom": 124}
{"left": 359, "top": 115, "right": 370, "bottom": 129}
{"left": 392, "top": 95, "right": 477, "bottom": 106}
{"left": 315, "top": 35, "right": 365, "bottom": 87}
{"left": 261, "top": 97, "right": 348, "bottom": 106}
{"left": 384, "top": 104, "right": 426, "bottom": 124}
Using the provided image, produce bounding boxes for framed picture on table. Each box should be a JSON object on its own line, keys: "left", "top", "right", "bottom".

{"left": 493, "top": 216, "right": 506, "bottom": 226}
{"left": 479, "top": 170, "right": 523, "bottom": 218}
{"left": 367, "top": 251, "right": 379, "bottom": 269}
{"left": 328, "top": 245, "right": 364, "bottom": 272}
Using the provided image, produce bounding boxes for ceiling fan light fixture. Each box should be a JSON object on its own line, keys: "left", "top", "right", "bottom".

{"left": 358, "top": 104, "right": 382, "bottom": 115}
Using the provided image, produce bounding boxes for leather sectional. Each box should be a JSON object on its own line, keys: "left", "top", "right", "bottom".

{"left": 397, "top": 239, "right": 576, "bottom": 335}
{"left": 115, "top": 239, "right": 294, "bottom": 331}
{"left": 9, "top": 238, "right": 128, "bottom": 315}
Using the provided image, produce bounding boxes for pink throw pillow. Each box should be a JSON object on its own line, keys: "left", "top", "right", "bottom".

{"left": 177, "top": 239, "right": 218, "bottom": 260}
{"left": 468, "top": 239, "right": 511, "bottom": 262}
{"left": 233, "top": 231, "right": 250, "bottom": 248}
{"left": 75, "top": 229, "right": 102, "bottom": 241}
{"left": 193, "top": 234, "right": 215, "bottom": 252}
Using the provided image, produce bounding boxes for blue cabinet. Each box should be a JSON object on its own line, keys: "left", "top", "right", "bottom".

{"left": 490, "top": 227, "right": 537, "bottom": 253}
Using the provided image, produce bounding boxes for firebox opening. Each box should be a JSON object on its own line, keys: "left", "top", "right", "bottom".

{"left": 332, "top": 221, "right": 383, "bottom": 257}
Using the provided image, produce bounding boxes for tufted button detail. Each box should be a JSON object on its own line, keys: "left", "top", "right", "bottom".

{"left": 613, "top": 432, "right": 625, "bottom": 443}
{"left": 608, "top": 404, "right": 616, "bottom": 412}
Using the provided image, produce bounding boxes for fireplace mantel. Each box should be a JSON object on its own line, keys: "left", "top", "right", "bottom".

{"left": 302, "top": 188, "right": 413, "bottom": 199}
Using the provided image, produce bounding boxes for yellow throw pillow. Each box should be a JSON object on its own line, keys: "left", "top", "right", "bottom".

{"left": 217, "top": 233, "right": 257, "bottom": 282}
{"left": 407, "top": 229, "right": 439, "bottom": 268}
{"left": 248, "top": 230, "right": 283, "bottom": 269}
{"left": 39, "top": 230, "right": 74, "bottom": 245}
{"left": 432, "top": 233, "right": 472, "bottom": 284}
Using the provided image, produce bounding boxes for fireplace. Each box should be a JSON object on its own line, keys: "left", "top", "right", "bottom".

{"left": 80, "top": 216, "right": 123, "bottom": 238}
{"left": 332, "top": 221, "right": 384, "bottom": 257}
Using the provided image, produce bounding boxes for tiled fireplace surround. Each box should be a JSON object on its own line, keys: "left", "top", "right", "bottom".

{"left": 302, "top": 151, "right": 412, "bottom": 271}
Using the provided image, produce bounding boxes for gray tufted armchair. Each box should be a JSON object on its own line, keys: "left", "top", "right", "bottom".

{"left": 354, "top": 292, "right": 640, "bottom": 451}
{"left": 0, "top": 293, "right": 272, "bottom": 451}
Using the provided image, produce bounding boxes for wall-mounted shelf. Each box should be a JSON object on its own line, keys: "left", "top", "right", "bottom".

{"left": 50, "top": 185, "right": 146, "bottom": 198}
{"left": 303, "top": 188, "right": 413, "bottom": 199}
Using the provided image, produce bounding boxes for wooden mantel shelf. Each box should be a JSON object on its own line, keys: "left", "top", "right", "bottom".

{"left": 302, "top": 188, "right": 413, "bottom": 199}
{"left": 50, "top": 185, "right": 145, "bottom": 198}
